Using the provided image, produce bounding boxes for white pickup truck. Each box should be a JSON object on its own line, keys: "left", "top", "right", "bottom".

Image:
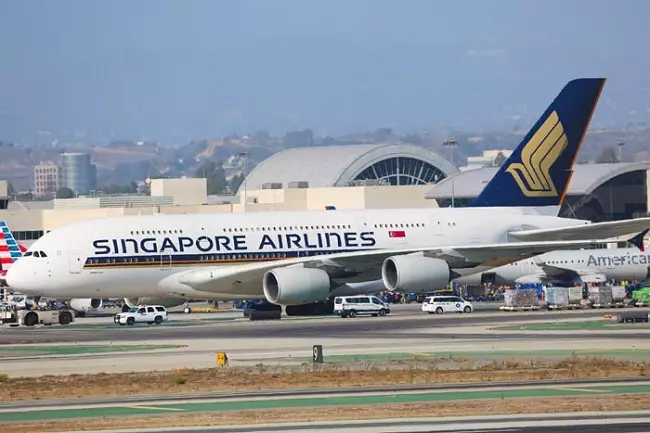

{"left": 114, "top": 305, "right": 169, "bottom": 326}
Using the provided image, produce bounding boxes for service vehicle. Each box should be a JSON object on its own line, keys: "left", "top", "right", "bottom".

{"left": 114, "top": 305, "right": 169, "bottom": 326}
{"left": 421, "top": 296, "right": 473, "bottom": 314}
{"left": 0, "top": 306, "right": 74, "bottom": 326}
{"left": 334, "top": 295, "right": 390, "bottom": 318}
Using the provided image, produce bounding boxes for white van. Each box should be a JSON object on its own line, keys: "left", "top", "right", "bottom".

{"left": 334, "top": 295, "right": 390, "bottom": 318}
{"left": 421, "top": 296, "right": 473, "bottom": 314}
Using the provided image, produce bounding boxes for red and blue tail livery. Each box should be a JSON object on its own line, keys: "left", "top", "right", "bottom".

{"left": 470, "top": 78, "right": 606, "bottom": 208}
{"left": 0, "top": 221, "right": 26, "bottom": 277}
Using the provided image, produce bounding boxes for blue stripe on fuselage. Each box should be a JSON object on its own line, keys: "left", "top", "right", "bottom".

{"left": 84, "top": 248, "right": 372, "bottom": 269}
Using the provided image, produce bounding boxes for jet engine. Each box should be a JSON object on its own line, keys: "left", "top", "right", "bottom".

{"left": 382, "top": 255, "right": 451, "bottom": 293}
{"left": 263, "top": 267, "right": 331, "bottom": 305}
{"left": 68, "top": 298, "right": 103, "bottom": 313}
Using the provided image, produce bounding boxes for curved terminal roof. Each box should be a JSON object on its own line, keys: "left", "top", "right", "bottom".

{"left": 425, "top": 162, "right": 650, "bottom": 199}
{"left": 240, "top": 143, "right": 458, "bottom": 192}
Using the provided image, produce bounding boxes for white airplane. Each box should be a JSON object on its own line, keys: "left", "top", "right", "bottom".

{"left": 456, "top": 239, "right": 650, "bottom": 286}
{"left": 6, "top": 78, "right": 650, "bottom": 316}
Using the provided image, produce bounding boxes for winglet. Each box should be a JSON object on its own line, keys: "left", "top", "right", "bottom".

{"left": 627, "top": 229, "right": 649, "bottom": 252}
{"left": 469, "top": 78, "right": 606, "bottom": 210}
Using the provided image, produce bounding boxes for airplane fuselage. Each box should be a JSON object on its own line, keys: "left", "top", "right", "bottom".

{"left": 5, "top": 207, "right": 590, "bottom": 300}
{"left": 455, "top": 247, "right": 650, "bottom": 286}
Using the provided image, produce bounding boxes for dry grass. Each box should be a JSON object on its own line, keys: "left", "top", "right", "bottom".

{"left": 7, "top": 394, "right": 650, "bottom": 433}
{"left": 1, "top": 355, "right": 648, "bottom": 402}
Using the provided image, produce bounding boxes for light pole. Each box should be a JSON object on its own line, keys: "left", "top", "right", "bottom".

{"left": 443, "top": 139, "right": 459, "bottom": 207}
{"left": 617, "top": 140, "right": 625, "bottom": 162}
{"left": 238, "top": 151, "right": 249, "bottom": 211}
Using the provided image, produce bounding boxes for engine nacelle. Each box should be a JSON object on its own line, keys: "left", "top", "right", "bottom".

{"left": 68, "top": 298, "right": 103, "bottom": 313}
{"left": 382, "top": 255, "right": 451, "bottom": 293}
{"left": 263, "top": 267, "right": 331, "bottom": 305}
{"left": 124, "top": 297, "right": 186, "bottom": 308}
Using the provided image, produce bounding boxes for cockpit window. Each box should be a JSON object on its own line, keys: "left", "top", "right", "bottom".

{"left": 33, "top": 251, "right": 41, "bottom": 258}
{"left": 24, "top": 251, "right": 33, "bottom": 257}
{"left": 39, "top": 251, "right": 47, "bottom": 257}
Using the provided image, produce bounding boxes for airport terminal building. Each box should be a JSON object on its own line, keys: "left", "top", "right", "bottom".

{"left": 425, "top": 162, "right": 650, "bottom": 222}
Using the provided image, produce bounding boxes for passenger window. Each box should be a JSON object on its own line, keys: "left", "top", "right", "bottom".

{"left": 147, "top": 307, "right": 155, "bottom": 313}
{"left": 155, "top": 307, "right": 165, "bottom": 312}
{"left": 137, "top": 308, "right": 146, "bottom": 314}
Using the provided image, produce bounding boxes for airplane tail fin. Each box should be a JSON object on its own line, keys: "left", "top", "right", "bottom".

{"left": 628, "top": 229, "right": 649, "bottom": 252}
{"left": 0, "top": 221, "right": 26, "bottom": 278}
{"left": 469, "top": 78, "right": 606, "bottom": 211}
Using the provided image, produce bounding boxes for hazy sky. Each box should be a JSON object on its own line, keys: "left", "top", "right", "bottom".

{"left": 1, "top": 0, "right": 649, "bottom": 142}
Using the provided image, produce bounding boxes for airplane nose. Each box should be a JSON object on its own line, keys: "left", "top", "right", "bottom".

{"left": 5, "top": 263, "right": 30, "bottom": 293}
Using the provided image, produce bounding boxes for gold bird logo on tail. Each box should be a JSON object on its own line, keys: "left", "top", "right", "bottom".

{"left": 506, "top": 110, "right": 568, "bottom": 197}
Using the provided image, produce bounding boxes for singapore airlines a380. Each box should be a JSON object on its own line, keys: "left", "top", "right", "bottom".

{"left": 6, "top": 78, "right": 650, "bottom": 315}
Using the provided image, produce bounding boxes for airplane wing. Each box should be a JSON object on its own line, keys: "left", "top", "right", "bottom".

{"left": 158, "top": 239, "right": 606, "bottom": 298}
{"left": 508, "top": 218, "right": 650, "bottom": 242}
{"left": 533, "top": 257, "right": 607, "bottom": 283}
{"left": 533, "top": 262, "right": 581, "bottom": 281}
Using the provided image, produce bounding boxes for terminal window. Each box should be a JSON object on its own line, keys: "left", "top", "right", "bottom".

{"left": 13, "top": 230, "right": 44, "bottom": 241}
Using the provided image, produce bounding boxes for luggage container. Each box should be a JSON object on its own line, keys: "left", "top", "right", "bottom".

{"left": 588, "top": 285, "right": 613, "bottom": 307}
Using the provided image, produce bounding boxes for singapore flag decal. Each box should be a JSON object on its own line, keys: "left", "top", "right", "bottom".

{"left": 388, "top": 230, "right": 406, "bottom": 238}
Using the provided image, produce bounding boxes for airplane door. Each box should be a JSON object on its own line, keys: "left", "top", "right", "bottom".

{"left": 355, "top": 216, "right": 370, "bottom": 232}
{"left": 68, "top": 252, "right": 82, "bottom": 274}
{"left": 430, "top": 217, "right": 444, "bottom": 236}
{"left": 160, "top": 254, "right": 172, "bottom": 270}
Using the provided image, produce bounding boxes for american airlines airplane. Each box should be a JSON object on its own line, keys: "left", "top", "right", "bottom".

{"left": 6, "top": 78, "right": 650, "bottom": 315}
{"left": 455, "top": 240, "right": 650, "bottom": 286}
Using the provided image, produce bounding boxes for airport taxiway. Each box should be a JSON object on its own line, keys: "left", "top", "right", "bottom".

{"left": 1, "top": 304, "right": 650, "bottom": 376}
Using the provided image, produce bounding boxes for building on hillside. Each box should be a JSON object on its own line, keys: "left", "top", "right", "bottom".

{"left": 59, "top": 152, "right": 97, "bottom": 195}
{"left": 461, "top": 150, "right": 513, "bottom": 171}
{"left": 33, "top": 161, "right": 61, "bottom": 197}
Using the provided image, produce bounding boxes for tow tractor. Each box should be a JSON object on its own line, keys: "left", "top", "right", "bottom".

{"left": 0, "top": 305, "right": 74, "bottom": 326}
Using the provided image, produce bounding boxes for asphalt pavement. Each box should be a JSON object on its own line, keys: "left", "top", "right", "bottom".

{"left": 61, "top": 412, "right": 650, "bottom": 433}
{"left": 0, "top": 306, "right": 642, "bottom": 344}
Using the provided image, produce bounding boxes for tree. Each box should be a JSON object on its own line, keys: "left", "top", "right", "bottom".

{"left": 283, "top": 129, "right": 314, "bottom": 147}
{"left": 230, "top": 173, "right": 245, "bottom": 194}
{"left": 195, "top": 160, "right": 227, "bottom": 195}
{"left": 402, "top": 134, "right": 422, "bottom": 145}
{"left": 493, "top": 151, "right": 507, "bottom": 167}
{"left": 595, "top": 146, "right": 619, "bottom": 163}
{"left": 56, "top": 187, "right": 74, "bottom": 199}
